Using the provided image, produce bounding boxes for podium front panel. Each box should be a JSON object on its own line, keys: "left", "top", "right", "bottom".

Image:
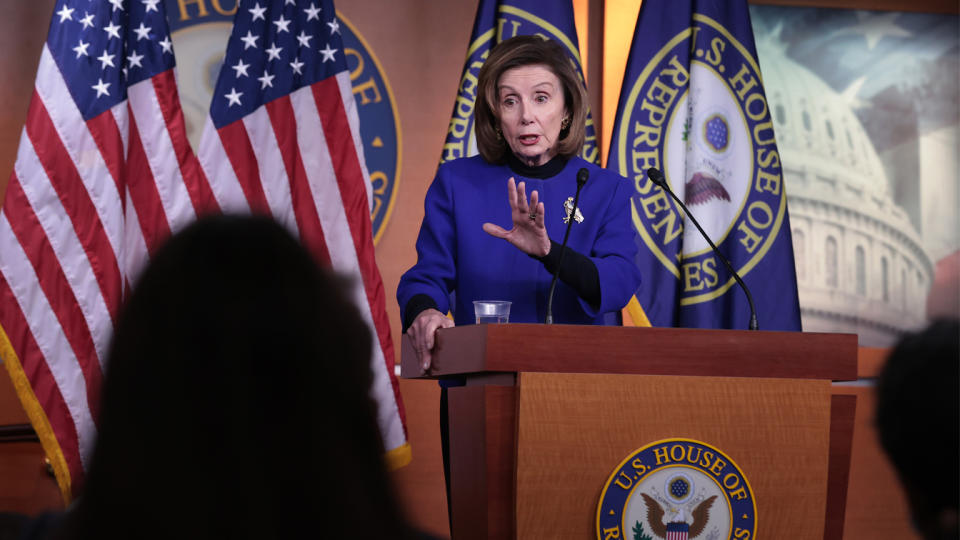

{"left": 515, "top": 372, "right": 831, "bottom": 539}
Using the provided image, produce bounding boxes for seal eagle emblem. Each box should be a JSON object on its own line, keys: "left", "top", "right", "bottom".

{"left": 640, "top": 492, "right": 716, "bottom": 540}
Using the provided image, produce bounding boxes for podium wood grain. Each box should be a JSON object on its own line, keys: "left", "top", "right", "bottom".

{"left": 401, "top": 324, "right": 857, "bottom": 381}
{"left": 515, "top": 373, "right": 831, "bottom": 539}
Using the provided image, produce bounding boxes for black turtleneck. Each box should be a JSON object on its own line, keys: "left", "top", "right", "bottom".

{"left": 402, "top": 155, "right": 602, "bottom": 331}
{"left": 505, "top": 152, "right": 568, "bottom": 179}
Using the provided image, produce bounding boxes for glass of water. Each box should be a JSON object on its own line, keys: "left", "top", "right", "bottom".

{"left": 473, "top": 300, "right": 511, "bottom": 324}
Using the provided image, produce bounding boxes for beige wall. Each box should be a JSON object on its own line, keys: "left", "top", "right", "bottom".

{"left": 0, "top": 2, "right": 56, "bottom": 210}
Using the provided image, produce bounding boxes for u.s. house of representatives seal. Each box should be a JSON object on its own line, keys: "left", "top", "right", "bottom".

{"left": 615, "top": 14, "right": 786, "bottom": 304}
{"left": 596, "top": 439, "right": 757, "bottom": 540}
{"left": 166, "top": 1, "right": 400, "bottom": 243}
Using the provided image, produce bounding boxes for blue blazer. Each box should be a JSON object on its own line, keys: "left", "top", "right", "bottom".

{"left": 397, "top": 155, "right": 642, "bottom": 326}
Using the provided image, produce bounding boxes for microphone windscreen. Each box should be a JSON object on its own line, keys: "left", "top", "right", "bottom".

{"left": 646, "top": 167, "right": 665, "bottom": 186}
{"left": 576, "top": 168, "right": 589, "bottom": 186}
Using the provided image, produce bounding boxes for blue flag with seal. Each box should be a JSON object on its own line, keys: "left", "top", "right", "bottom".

{"left": 607, "top": 0, "right": 801, "bottom": 330}
{"left": 440, "top": 0, "right": 599, "bottom": 165}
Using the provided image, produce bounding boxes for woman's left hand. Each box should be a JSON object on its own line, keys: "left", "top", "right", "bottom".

{"left": 482, "top": 177, "right": 551, "bottom": 257}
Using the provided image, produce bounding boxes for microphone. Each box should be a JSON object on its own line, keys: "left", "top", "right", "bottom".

{"left": 545, "top": 167, "right": 589, "bottom": 324}
{"left": 646, "top": 167, "right": 759, "bottom": 330}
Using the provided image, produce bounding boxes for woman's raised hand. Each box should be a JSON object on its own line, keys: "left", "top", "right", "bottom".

{"left": 482, "top": 178, "right": 551, "bottom": 257}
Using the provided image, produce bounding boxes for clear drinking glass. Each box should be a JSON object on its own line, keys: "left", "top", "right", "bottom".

{"left": 473, "top": 300, "right": 511, "bottom": 324}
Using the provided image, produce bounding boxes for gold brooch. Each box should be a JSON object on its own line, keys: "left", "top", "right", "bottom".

{"left": 562, "top": 197, "right": 584, "bottom": 224}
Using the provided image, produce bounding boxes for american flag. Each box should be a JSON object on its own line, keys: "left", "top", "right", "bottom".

{"left": 1, "top": 0, "right": 409, "bottom": 501}
{"left": 195, "top": 0, "right": 409, "bottom": 467}
{"left": 0, "top": 0, "right": 211, "bottom": 499}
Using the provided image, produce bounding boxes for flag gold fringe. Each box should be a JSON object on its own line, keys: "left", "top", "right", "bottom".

{"left": 0, "top": 323, "right": 72, "bottom": 504}
{"left": 385, "top": 441, "right": 412, "bottom": 471}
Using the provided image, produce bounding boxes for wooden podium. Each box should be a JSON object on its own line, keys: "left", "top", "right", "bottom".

{"left": 400, "top": 324, "right": 858, "bottom": 540}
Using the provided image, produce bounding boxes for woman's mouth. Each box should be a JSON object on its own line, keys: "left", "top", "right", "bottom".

{"left": 518, "top": 135, "right": 540, "bottom": 145}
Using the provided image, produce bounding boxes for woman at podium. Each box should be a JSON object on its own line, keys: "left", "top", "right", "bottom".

{"left": 397, "top": 35, "right": 641, "bottom": 372}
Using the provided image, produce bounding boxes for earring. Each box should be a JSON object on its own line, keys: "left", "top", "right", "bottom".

{"left": 496, "top": 127, "right": 503, "bottom": 140}
{"left": 561, "top": 116, "right": 571, "bottom": 130}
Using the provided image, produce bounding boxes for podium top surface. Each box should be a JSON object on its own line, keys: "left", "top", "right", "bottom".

{"left": 400, "top": 324, "right": 857, "bottom": 382}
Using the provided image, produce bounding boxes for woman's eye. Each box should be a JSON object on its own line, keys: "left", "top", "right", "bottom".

{"left": 535, "top": 95, "right": 548, "bottom": 103}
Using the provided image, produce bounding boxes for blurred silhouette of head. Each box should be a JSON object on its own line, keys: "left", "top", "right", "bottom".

{"left": 66, "top": 215, "right": 413, "bottom": 539}
{"left": 876, "top": 318, "right": 959, "bottom": 540}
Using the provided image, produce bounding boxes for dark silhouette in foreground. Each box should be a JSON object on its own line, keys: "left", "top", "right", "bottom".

{"left": 876, "top": 318, "right": 959, "bottom": 540}
{"left": 53, "top": 215, "right": 423, "bottom": 539}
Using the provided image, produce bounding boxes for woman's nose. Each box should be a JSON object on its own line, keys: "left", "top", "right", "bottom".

{"left": 520, "top": 104, "right": 534, "bottom": 124}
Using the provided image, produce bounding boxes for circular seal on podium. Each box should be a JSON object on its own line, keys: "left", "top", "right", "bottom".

{"left": 597, "top": 438, "right": 757, "bottom": 540}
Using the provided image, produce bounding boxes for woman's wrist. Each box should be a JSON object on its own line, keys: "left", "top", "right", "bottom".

{"left": 403, "top": 294, "right": 439, "bottom": 332}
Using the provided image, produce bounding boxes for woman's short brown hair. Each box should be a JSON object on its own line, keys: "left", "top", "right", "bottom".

{"left": 474, "top": 35, "right": 589, "bottom": 164}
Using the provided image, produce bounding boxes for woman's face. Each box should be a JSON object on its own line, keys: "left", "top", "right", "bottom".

{"left": 496, "top": 64, "right": 567, "bottom": 167}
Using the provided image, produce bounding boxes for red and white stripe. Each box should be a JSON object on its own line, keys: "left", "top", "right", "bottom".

{"left": 0, "top": 43, "right": 209, "bottom": 499}
{"left": 197, "top": 71, "right": 407, "bottom": 455}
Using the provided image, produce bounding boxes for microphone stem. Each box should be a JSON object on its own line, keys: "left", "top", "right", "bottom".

{"left": 659, "top": 185, "right": 759, "bottom": 330}
{"left": 545, "top": 185, "right": 583, "bottom": 325}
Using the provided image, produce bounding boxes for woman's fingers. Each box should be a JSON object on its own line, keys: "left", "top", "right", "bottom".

{"left": 410, "top": 309, "right": 455, "bottom": 372}
{"left": 417, "top": 329, "right": 435, "bottom": 371}
{"left": 418, "top": 346, "right": 432, "bottom": 372}
{"left": 421, "top": 315, "right": 455, "bottom": 372}
{"left": 410, "top": 324, "right": 430, "bottom": 369}
{"left": 482, "top": 222, "right": 509, "bottom": 238}
{"left": 485, "top": 178, "right": 550, "bottom": 255}
{"left": 517, "top": 181, "right": 529, "bottom": 214}
{"left": 410, "top": 314, "right": 432, "bottom": 370}
{"left": 423, "top": 322, "right": 436, "bottom": 351}
{"left": 505, "top": 178, "right": 542, "bottom": 223}
{"left": 529, "top": 190, "right": 539, "bottom": 220}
